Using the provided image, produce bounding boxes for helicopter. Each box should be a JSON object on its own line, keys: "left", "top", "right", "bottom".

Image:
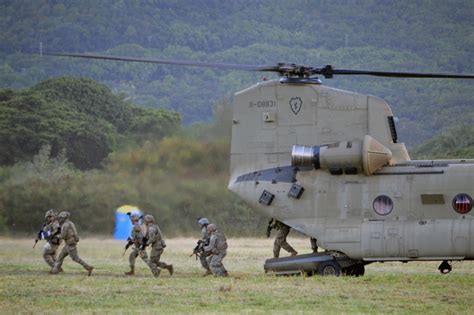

{"left": 45, "top": 52, "right": 474, "bottom": 276}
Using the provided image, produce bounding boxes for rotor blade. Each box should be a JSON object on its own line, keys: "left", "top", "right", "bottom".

{"left": 44, "top": 52, "right": 281, "bottom": 72}
{"left": 43, "top": 54, "right": 474, "bottom": 79}
{"left": 314, "top": 65, "right": 474, "bottom": 79}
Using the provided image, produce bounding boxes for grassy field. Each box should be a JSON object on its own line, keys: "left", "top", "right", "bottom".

{"left": 0, "top": 237, "right": 473, "bottom": 314}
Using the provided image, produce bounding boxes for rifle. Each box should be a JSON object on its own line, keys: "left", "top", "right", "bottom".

{"left": 33, "top": 223, "right": 46, "bottom": 249}
{"left": 190, "top": 240, "right": 203, "bottom": 259}
{"left": 122, "top": 237, "right": 134, "bottom": 256}
{"left": 190, "top": 239, "right": 210, "bottom": 260}
{"left": 140, "top": 237, "right": 149, "bottom": 251}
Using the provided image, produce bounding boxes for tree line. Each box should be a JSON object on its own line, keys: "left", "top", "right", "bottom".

{"left": 0, "top": 77, "right": 180, "bottom": 169}
{"left": 0, "top": 77, "right": 265, "bottom": 236}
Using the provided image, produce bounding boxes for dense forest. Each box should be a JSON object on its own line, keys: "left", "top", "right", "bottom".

{"left": 0, "top": 1, "right": 473, "bottom": 236}
{"left": 1, "top": 0, "right": 473, "bottom": 145}
{"left": 0, "top": 78, "right": 261, "bottom": 235}
{"left": 0, "top": 77, "right": 180, "bottom": 169}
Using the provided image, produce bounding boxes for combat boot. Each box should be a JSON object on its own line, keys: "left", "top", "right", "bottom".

{"left": 87, "top": 266, "right": 94, "bottom": 276}
{"left": 291, "top": 251, "right": 298, "bottom": 256}
{"left": 166, "top": 264, "right": 174, "bottom": 276}
{"left": 203, "top": 269, "right": 212, "bottom": 276}
{"left": 125, "top": 267, "right": 135, "bottom": 276}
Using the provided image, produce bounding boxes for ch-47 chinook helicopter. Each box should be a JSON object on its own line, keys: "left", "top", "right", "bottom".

{"left": 46, "top": 52, "right": 474, "bottom": 276}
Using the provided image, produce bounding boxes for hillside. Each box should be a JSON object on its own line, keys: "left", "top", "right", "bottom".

{"left": 411, "top": 125, "right": 474, "bottom": 159}
{"left": 1, "top": 1, "right": 473, "bottom": 145}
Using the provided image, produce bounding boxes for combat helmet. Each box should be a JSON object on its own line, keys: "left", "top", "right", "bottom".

{"left": 143, "top": 214, "right": 155, "bottom": 224}
{"left": 207, "top": 223, "right": 217, "bottom": 233}
{"left": 197, "top": 217, "right": 209, "bottom": 226}
{"left": 44, "top": 209, "right": 57, "bottom": 219}
{"left": 127, "top": 212, "right": 140, "bottom": 221}
{"left": 57, "top": 211, "right": 70, "bottom": 222}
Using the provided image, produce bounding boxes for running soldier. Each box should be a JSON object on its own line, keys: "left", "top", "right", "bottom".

{"left": 50, "top": 211, "right": 93, "bottom": 276}
{"left": 266, "top": 218, "right": 298, "bottom": 258}
{"left": 35, "top": 209, "right": 62, "bottom": 269}
{"left": 203, "top": 223, "right": 228, "bottom": 277}
{"left": 197, "top": 217, "right": 212, "bottom": 276}
{"left": 142, "top": 215, "right": 173, "bottom": 277}
{"left": 124, "top": 213, "right": 148, "bottom": 276}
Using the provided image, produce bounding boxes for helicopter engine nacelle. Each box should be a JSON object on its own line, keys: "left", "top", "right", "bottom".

{"left": 291, "top": 135, "right": 392, "bottom": 176}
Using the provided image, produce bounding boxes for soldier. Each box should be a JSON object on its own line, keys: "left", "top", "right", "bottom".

{"left": 266, "top": 218, "right": 298, "bottom": 258}
{"left": 197, "top": 217, "right": 212, "bottom": 276}
{"left": 203, "top": 223, "right": 228, "bottom": 277}
{"left": 142, "top": 214, "right": 173, "bottom": 277}
{"left": 35, "top": 209, "right": 62, "bottom": 270}
{"left": 50, "top": 211, "right": 93, "bottom": 276}
{"left": 124, "top": 213, "right": 149, "bottom": 276}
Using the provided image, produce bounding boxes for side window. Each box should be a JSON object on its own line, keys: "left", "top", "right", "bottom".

{"left": 373, "top": 195, "right": 393, "bottom": 216}
{"left": 452, "top": 193, "right": 472, "bottom": 214}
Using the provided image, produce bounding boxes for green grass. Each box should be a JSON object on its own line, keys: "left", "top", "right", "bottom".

{"left": 0, "top": 238, "right": 473, "bottom": 313}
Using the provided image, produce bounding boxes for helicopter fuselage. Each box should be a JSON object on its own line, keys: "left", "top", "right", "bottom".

{"left": 229, "top": 79, "right": 474, "bottom": 262}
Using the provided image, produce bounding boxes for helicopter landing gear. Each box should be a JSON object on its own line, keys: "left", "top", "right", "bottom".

{"left": 317, "top": 260, "right": 342, "bottom": 276}
{"left": 438, "top": 260, "right": 452, "bottom": 274}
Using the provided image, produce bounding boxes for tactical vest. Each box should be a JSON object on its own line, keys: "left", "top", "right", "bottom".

{"left": 215, "top": 231, "right": 228, "bottom": 251}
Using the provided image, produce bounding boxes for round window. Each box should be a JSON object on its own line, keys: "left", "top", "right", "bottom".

{"left": 373, "top": 195, "right": 393, "bottom": 216}
{"left": 452, "top": 193, "right": 472, "bottom": 214}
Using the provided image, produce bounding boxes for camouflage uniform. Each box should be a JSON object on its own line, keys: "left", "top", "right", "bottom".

{"left": 125, "top": 214, "right": 149, "bottom": 275}
{"left": 143, "top": 215, "right": 173, "bottom": 277}
{"left": 51, "top": 212, "right": 93, "bottom": 276}
{"left": 197, "top": 217, "right": 211, "bottom": 275}
{"left": 37, "top": 209, "right": 62, "bottom": 268}
{"left": 204, "top": 224, "right": 228, "bottom": 277}
{"left": 269, "top": 219, "right": 298, "bottom": 258}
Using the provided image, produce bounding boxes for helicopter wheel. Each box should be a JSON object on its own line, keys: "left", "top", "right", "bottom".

{"left": 317, "top": 260, "right": 342, "bottom": 276}
{"left": 344, "top": 263, "right": 365, "bottom": 277}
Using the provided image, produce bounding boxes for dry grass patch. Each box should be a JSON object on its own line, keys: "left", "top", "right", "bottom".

{"left": 0, "top": 237, "right": 473, "bottom": 313}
